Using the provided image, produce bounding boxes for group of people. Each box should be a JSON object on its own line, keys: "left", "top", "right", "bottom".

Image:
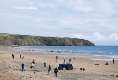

{"left": 20, "top": 55, "right": 24, "bottom": 59}
{"left": 105, "top": 59, "right": 115, "bottom": 65}
{"left": 12, "top": 54, "right": 24, "bottom": 59}
{"left": 13, "top": 54, "right": 104, "bottom": 78}
{"left": 47, "top": 65, "right": 58, "bottom": 77}
{"left": 20, "top": 59, "right": 59, "bottom": 77}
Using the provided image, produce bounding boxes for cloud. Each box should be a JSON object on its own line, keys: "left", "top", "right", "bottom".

{"left": 15, "top": 7, "right": 38, "bottom": 10}
{"left": 74, "top": 32, "right": 118, "bottom": 42}
{"left": 0, "top": 0, "right": 118, "bottom": 45}
{"left": 108, "top": 33, "right": 118, "bottom": 41}
{"left": 75, "top": 34, "right": 83, "bottom": 38}
{"left": 93, "top": 32, "right": 105, "bottom": 41}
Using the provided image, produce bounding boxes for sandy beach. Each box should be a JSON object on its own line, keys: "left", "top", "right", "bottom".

{"left": 0, "top": 46, "right": 118, "bottom": 80}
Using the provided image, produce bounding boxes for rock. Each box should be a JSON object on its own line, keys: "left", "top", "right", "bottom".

{"left": 95, "top": 64, "right": 99, "bottom": 65}
{"left": 80, "top": 68, "right": 85, "bottom": 71}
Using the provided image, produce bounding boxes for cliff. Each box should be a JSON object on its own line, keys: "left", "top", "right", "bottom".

{"left": 0, "top": 33, "right": 95, "bottom": 46}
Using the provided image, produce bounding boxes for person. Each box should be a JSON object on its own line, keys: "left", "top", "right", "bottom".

{"left": 54, "top": 67, "right": 58, "bottom": 77}
{"left": 105, "top": 62, "right": 109, "bottom": 65}
{"left": 30, "top": 62, "right": 34, "bottom": 69}
{"left": 63, "top": 59, "right": 65, "bottom": 63}
{"left": 56, "top": 56, "right": 58, "bottom": 62}
{"left": 48, "top": 65, "right": 51, "bottom": 75}
{"left": 12, "top": 54, "right": 14, "bottom": 59}
{"left": 30, "top": 59, "right": 35, "bottom": 68}
{"left": 32, "top": 59, "right": 35, "bottom": 65}
{"left": 22, "top": 56, "right": 24, "bottom": 59}
{"left": 113, "top": 59, "right": 114, "bottom": 64}
{"left": 43, "top": 62, "right": 46, "bottom": 67}
{"left": 20, "top": 55, "right": 21, "bottom": 59}
{"left": 63, "top": 56, "right": 66, "bottom": 63}
{"left": 69, "top": 59, "right": 71, "bottom": 64}
{"left": 21, "top": 63, "right": 25, "bottom": 72}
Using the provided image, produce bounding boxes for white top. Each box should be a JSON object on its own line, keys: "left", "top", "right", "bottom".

{"left": 31, "top": 63, "right": 34, "bottom": 66}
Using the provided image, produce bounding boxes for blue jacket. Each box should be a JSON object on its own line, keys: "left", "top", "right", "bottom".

{"left": 54, "top": 68, "right": 58, "bottom": 73}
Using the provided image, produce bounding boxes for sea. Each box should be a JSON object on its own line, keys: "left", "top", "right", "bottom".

{"left": 14, "top": 46, "right": 118, "bottom": 59}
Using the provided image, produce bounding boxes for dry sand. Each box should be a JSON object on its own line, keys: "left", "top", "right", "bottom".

{"left": 0, "top": 46, "right": 118, "bottom": 80}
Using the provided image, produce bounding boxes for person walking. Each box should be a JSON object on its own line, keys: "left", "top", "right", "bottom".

{"left": 48, "top": 65, "right": 51, "bottom": 75}
{"left": 54, "top": 67, "right": 58, "bottom": 77}
{"left": 21, "top": 63, "right": 25, "bottom": 72}
{"left": 12, "top": 54, "right": 14, "bottom": 59}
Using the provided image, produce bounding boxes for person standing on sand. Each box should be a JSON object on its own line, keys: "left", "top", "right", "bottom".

{"left": 20, "top": 55, "right": 21, "bottom": 59}
{"left": 48, "top": 65, "right": 51, "bottom": 75}
{"left": 63, "top": 56, "right": 65, "bottom": 63}
{"left": 54, "top": 67, "right": 58, "bottom": 77}
{"left": 69, "top": 59, "right": 71, "bottom": 64}
{"left": 12, "top": 54, "right": 14, "bottom": 59}
{"left": 63, "top": 59, "right": 65, "bottom": 63}
{"left": 113, "top": 59, "right": 114, "bottom": 64}
{"left": 21, "top": 63, "right": 25, "bottom": 72}
{"left": 56, "top": 56, "right": 58, "bottom": 62}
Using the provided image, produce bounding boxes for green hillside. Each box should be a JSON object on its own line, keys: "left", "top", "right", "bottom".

{"left": 0, "top": 33, "right": 95, "bottom": 46}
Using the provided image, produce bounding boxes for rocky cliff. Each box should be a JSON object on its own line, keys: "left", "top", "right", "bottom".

{"left": 0, "top": 33, "right": 95, "bottom": 46}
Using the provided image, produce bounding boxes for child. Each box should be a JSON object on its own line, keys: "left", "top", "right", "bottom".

{"left": 43, "top": 62, "right": 46, "bottom": 67}
{"left": 30, "top": 59, "right": 35, "bottom": 68}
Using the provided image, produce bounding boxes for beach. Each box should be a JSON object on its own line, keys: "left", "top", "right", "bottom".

{"left": 0, "top": 46, "right": 118, "bottom": 80}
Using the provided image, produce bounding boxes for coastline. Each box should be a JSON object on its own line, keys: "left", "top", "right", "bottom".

{"left": 15, "top": 46, "right": 118, "bottom": 59}
{"left": 0, "top": 46, "right": 118, "bottom": 80}
{"left": 14, "top": 46, "right": 118, "bottom": 60}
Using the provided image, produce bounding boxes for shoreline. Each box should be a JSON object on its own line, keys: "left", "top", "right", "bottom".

{"left": 13, "top": 46, "right": 118, "bottom": 61}
{"left": 0, "top": 46, "right": 118, "bottom": 80}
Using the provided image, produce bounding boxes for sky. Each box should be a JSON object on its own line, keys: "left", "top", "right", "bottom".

{"left": 0, "top": 0, "right": 118, "bottom": 46}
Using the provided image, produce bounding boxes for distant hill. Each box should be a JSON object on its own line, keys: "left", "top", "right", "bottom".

{"left": 0, "top": 33, "right": 95, "bottom": 46}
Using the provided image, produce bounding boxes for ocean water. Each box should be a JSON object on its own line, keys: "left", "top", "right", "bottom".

{"left": 15, "top": 46, "right": 118, "bottom": 58}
